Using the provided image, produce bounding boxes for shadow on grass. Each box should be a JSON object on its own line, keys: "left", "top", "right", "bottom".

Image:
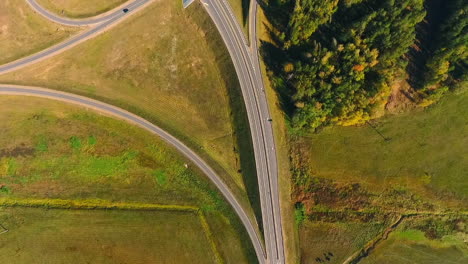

{"left": 241, "top": 0, "right": 250, "bottom": 27}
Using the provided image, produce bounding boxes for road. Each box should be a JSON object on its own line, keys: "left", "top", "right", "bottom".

{"left": 201, "top": 0, "right": 285, "bottom": 263}
{"left": 0, "top": 84, "right": 266, "bottom": 263}
{"left": 0, "top": 1, "right": 286, "bottom": 263}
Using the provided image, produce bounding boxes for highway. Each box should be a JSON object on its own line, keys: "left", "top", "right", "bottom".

{"left": 0, "top": 85, "right": 266, "bottom": 263}
{"left": 0, "top": 1, "right": 285, "bottom": 263}
{"left": 202, "top": 1, "right": 285, "bottom": 263}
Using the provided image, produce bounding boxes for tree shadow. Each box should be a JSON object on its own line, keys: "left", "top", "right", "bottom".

{"left": 241, "top": 0, "right": 250, "bottom": 27}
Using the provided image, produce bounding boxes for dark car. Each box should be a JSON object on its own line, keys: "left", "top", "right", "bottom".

{"left": 123, "top": 8, "right": 129, "bottom": 13}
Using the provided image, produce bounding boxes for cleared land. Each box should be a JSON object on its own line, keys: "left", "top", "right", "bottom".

{"left": 0, "top": 1, "right": 255, "bottom": 208}
{"left": 0, "top": 96, "right": 254, "bottom": 263}
{"left": 0, "top": 207, "right": 216, "bottom": 264}
{"left": 0, "top": 0, "right": 80, "bottom": 64}
{"left": 36, "top": 0, "right": 128, "bottom": 18}
{"left": 299, "top": 89, "right": 467, "bottom": 205}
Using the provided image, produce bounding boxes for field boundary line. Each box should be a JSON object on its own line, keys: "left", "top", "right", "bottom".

{"left": 197, "top": 211, "right": 224, "bottom": 264}
{"left": 0, "top": 198, "right": 198, "bottom": 212}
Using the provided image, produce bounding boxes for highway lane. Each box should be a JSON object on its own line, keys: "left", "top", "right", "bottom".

{"left": 0, "top": 0, "right": 152, "bottom": 75}
{"left": 202, "top": 0, "right": 285, "bottom": 263}
{"left": 0, "top": 84, "right": 266, "bottom": 263}
{"left": 26, "top": 0, "right": 145, "bottom": 26}
{"left": 249, "top": 1, "right": 285, "bottom": 263}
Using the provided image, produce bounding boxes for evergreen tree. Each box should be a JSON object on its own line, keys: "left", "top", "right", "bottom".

{"left": 287, "top": 0, "right": 339, "bottom": 46}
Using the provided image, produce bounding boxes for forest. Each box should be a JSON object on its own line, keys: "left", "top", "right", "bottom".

{"left": 260, "top": 0, "right": 467, "bottom": 131}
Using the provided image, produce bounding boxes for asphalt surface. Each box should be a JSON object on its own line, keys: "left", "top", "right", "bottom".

{"left": 202, "top": 0, "right": 285, "bottom": 263}
{"left": 0, "top": 85, "right": 266, "bottom": 263}
{"left": 0, "top": 1, "right": 285, "bottom": 263}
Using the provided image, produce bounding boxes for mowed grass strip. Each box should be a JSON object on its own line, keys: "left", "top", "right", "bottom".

{"left": 0, "top": 207, "right": 218, "bottom": 264}
{"left": 299, "top": 89, "right": 468, "bottom": 203}
{"left": 36, "top": 0, "right": 129, "bottom": 18}
{"left": 0, "top": 197, "right": 198, "bottom": 211}
{"left": 0, "top": 0, "right": 249, "bottom": 200}
{"left": 0, "top": 0, "right": 80, "bottom": 64}
{"left": 227, "top": 0, "right": 250, "bottom": 36}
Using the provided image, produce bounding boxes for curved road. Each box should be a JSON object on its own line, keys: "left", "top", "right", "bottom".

{"left": 0, "top": 84, "right": 265, "bottom": 263}
{"left": 0, "top": 1, "right": 286, "bottom": 263}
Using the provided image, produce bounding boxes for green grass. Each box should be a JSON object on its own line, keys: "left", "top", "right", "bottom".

{"left": 360, "top": 225, "right": 467, "bottom": 264}
{"left": 0, "top": 96, "right": 215, "bottom": 206}
{"left": 36, "top": 0, "right": 128, "bottom": 18}
{"left": 0, "top": 0, "right": 80, "bottom": 64}
{"left": 298, "top": 89, "right": 468, "bottom": 204}
{"left": 0, "top": 207, "right": 217, "bottom": 264}
{"left": 0, "top": 1, "right": 256, "bottom": 213}
{"left": 0, "top": 96, "right": 255, "bottom": 263}
{"left": 299, "top": 220, "right": 388, "bottom": 264}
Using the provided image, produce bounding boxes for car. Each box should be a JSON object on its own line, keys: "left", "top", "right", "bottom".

{"left": 123, "top": 8, "right": 129, "bottom": 13}
{"left": 267, "top": 118, "right": 272, "bottom": 122}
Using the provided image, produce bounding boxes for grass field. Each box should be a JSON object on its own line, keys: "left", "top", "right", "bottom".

{"left": 0, "top": 0, "right": 80, "bottom": 64}
{"left": 291, "top": 89, "right": 467, "bottom": 262}
{"left": 298, "top": 89, "right": 467, "bottom": 205}
{"left": 0, "top": 207, "right": 217, "bottom": 264}
{"left": 0, "top": 1, "right": 258, "bottom": 214}
{"left": 360, "top": 221, "right": 467, "bottom": 264}
{"left": 0, "top": 96, "right": 255, "bottom": 263}
{"left": 299, "top": 220, "right": 388, "bottom": 264}
{"left": 0, "top": 96, "right": 215, "bottom": 206}
{"left": 36, "top": 0, "right": 128, "bottom": 18}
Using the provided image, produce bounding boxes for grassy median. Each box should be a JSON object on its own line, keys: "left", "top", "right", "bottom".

{"left": 227, "top": 0, "right": 250, "bottom": 36}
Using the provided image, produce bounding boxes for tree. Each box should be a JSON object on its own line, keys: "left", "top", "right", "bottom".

{"left": 287, "top": 0, "right": 339, "bottom": 46}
